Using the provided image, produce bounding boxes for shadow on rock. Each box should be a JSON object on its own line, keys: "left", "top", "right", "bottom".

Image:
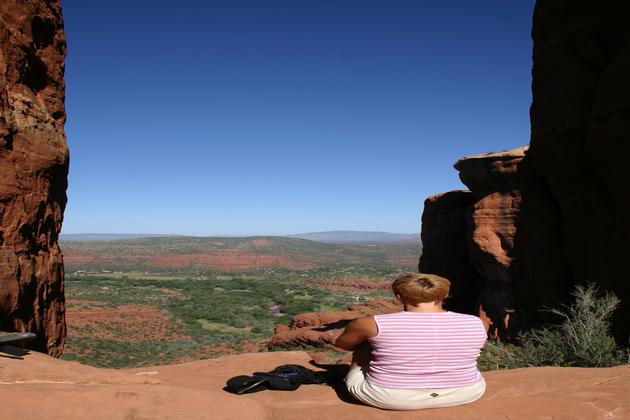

{"left": 0, "top": 345, "right": 30, "bottom": 359}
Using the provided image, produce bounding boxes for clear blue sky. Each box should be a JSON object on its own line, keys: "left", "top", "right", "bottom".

{"left": 61, "top": 0, "right": 535, "bottom": 236}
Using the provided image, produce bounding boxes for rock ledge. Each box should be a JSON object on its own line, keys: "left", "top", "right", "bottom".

{"left": 0, "top": 348, "right": 627, "bottom": 419}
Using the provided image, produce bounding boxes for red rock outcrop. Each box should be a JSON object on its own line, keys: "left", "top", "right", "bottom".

{"left": 1, "top": 348, "right": 628, "bottom": 419}
{"left": 455, "top": 148, "right": 526, "bottom": 340}
{"left": 267, "top": 300, "right": 399, "bottom": 351}
{"left": 420, "top": 1, "right": 630, "bottom": 343}
{"left": 418, "top": 191, "right": 481, "bottom": 315}
{"left": 419, "top": 149, "right": 526, "bottom": 339}
{"left": 0, "top": 0, "right": 68, "bottom": 355}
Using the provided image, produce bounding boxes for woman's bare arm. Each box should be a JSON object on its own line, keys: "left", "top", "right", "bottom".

{"left": 334, "top": 317, "right": 377, "bottom": 350}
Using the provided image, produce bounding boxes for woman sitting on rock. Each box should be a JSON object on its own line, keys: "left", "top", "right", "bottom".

{"left": 334, "top": 273, "right": 487, "bottom": 410}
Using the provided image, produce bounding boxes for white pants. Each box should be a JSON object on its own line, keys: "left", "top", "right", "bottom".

{"left": 344, "top": 366, "right": 486, "bottom": 411}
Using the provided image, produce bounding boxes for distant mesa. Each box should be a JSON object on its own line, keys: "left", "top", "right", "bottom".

{"left": 60, "top": 235, "right": 420, "bottom": 274}
{"left": 61, "top": 230, "right": 421, "bottom": 245}
{"left": 290, "top": 231, "right": 420, "bottom": 244}
{"left": 60, "top": 233, "right": 178, "bottom": 242}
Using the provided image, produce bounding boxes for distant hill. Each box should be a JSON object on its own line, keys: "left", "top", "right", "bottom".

{"left": 61, "top": 231, "right": 421, "bottom": 244}
{"left": 61, "top": 233, "right": 175, "bottom": 242}
{"left": 60, "top": 235, "right": 420, "bottom": 274}
{"left": 290, "top": 231, "right": 420, "bottom": 244}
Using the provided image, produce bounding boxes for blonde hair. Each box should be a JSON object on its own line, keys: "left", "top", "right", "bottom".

{"left": 392, "top": 273, "right": 450, "bottom": 305}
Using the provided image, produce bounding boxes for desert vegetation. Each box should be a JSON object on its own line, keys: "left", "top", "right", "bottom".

{"left": 61, "top": 236, "right": 411, "bottom": 368}
{"left": 61, "top": 236, "right": 419, "bottom": 274}
{"left": 480, "top": 284, "right": 629, "bottom": 370}
{"left": 61, "top": 238, "right": 629, "bottom": 371}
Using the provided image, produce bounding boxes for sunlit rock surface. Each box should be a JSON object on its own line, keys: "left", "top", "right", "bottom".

{"left": 419, "top": 148, "right": 526, "bottom": 339}
{"left": 0, "top": 0, "right": 68, "bottom": 355}
{"left": 0, "top": 348, "right": 628, "bottom": 419}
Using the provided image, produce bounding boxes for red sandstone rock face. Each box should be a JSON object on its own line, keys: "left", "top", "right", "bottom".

{"left": 0, "top": 0, "right": 68, "bottom": 355}
{"left": 289, "top": 311, "right": 361, "bottom": 329}
{"left": 455, "top": 148, "right": 526, "bottom": 340}
{"left": 2, "top": 350, "right": 629, "bottom": 420}
{"left": 419, "top": 149, "right": 526, "bottom": 340}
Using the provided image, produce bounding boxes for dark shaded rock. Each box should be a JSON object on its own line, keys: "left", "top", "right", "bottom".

{"left": 516, "top": 0, "right": 630, "bottom": 342}
{"left": 418, "top": 191, "right": 481, "bottom": 315}
{"left": 0, "top": 0, "right": 68, "bottom": 355}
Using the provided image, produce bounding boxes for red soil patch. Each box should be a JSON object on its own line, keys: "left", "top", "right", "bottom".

{"left": 149, "top": 251, "right": 315, "bottom": 271}
{"left": 65, "top": 299, "right": 107, "bottom": 308}
{"left": 63, "top": 254, "right": 116, "bottom": 265}
{"left": 65, "top": 251, "right": 315, "bottom": 272}
{"left": 66, "top": 305, "right": 191, "bottom": 342}
{"left": 311, "top": 278, "right": 392, "bottom": 293}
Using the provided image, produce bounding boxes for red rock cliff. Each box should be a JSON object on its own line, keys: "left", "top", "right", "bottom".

{"left": 515, "top": 0, "right": 630, "bottom": 342}
{"left": 0, "top": 0, "right": 68, "bottom": 355}
{"left": 419, "top": 148, "right": 526, "bottom": 340}
{"left": 420, "top": 1, "right": 630, "bottom": 343}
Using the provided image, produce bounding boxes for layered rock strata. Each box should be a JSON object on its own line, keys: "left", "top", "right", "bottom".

{"left": 456, "top": 148, "right": 526, "bottom": 340}
{"left": 419, "top": 148, "right": 526, "bottom": 340}
{"left": 0, "top": 0, "right": 68, "bottom": 355}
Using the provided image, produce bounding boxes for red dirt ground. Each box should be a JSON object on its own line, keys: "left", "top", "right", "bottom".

{"left": 184, "top": 339, "right": 268, "bottom": 361}
{"left": 63, "top": 250, "right": 315, "bottom": 271}
{"left": 65, "top": 305, "right": 191, "bottom": 342}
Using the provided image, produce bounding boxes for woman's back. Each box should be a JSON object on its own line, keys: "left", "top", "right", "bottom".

{"left": 367, "top": 311, "right": 487, "bottom": 389}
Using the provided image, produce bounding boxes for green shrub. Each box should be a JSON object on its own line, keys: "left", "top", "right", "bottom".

{"left": 480, "top": 283, "right": 629, "bottom": 370}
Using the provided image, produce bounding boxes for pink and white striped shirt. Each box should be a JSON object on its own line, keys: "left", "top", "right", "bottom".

{"left": 366, "top": 311, "right": 487, "bottom": 389}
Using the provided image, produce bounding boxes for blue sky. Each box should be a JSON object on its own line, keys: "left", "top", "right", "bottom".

{"left": 61, "top": 0, "right": 535, "bottom": 235}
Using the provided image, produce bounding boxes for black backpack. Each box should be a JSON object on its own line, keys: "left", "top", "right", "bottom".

{"left": 225, "top": 364, "right": 326, "bottom": 395}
